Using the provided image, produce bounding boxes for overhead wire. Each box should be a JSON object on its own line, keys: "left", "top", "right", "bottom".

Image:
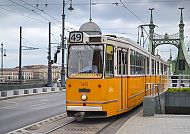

{"left": 3, "top": 0, "right": 189, "bottom": 33}
{"left": 1, "top": 0, "right": 190, "bottom": 7}
{"left": 51, "top": 33, "right": 61, "bottom": 45}
{"left": 18, "top": 0, "right": 61, "bottom": 24}
{"left": 0, "top": 6, "right": 46, "bottom": 23}
{"left": 22, "top": 38, "right": 40, "bottom": 50}
{"left": 119, "top": 0, "right": 145, "bottom": 24}
{"left": 8, "top": 0, "right": 62, "bottom": 28}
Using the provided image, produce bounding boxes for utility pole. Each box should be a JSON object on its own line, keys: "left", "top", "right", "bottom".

{"left": 19, "top": 26, "right": 22, "bottom": 84}
{"left": 1, "top": 43, "right": 3, "bottom": 76}
{"left": 48, "top": 22, "right": 52, "bottom": 86}
{"left": 1, "top": 43, "right": 6, "bottom": 76}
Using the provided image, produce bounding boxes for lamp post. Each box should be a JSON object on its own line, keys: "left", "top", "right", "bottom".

{"left": 61, "top": 0, "right": 74, "bottom": 87}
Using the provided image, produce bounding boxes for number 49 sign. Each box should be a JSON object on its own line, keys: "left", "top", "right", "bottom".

{"left": 69, "top": 31, "right": 83, "bottom": 43}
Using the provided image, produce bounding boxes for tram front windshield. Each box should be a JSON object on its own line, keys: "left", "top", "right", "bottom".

{"left": 67, "top": 44, "right": 103, "bottom": 78}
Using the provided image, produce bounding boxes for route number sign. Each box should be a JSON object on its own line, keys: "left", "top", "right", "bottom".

{"left": 69, "top": 31, "right": 83, "bottom": 43}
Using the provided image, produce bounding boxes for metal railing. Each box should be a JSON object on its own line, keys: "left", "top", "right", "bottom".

{"left": 169, "top": 74, "right": 190, "bottom": 88}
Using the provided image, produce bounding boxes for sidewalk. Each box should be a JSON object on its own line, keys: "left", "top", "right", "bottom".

{"left": 116, "top": 110, "right": 190, "bottom": 134}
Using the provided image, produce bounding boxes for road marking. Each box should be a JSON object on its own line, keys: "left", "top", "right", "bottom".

{"left": 30, "top": 103, "right": 47, "bottom": 108}
{"left": 1, "top": 100, "right": 17, "bottom": 104}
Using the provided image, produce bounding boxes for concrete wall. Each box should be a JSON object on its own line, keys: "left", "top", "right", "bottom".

{"left": 144, "top": 92, "right": 190, "bottom": 116}
{"left": 0, "top": 87, "right": 64, "bottom": 99}
{"left": 165, "top": 92, "right": 190, "bottom": 107}
{"left": 0, "top": 84, "right": 46, "bottom": 91}
{"left": 165, "top": 92, "right": 190, "bottom": 114}
{"left": 143, "top": 92, "right": 165, "bottom": 116}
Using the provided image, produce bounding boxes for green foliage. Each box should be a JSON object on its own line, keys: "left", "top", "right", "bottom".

{"left": 168, "top": 88, "right": 190, "bottom": 92}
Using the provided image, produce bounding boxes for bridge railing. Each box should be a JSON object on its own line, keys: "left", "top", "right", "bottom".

{"left": 169, "top": 74, "right": 190, "bottom": 88}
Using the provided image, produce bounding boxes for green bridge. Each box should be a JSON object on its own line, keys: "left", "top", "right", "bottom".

{"left": 139, "top": 8, "right": 190, "bottom": 75}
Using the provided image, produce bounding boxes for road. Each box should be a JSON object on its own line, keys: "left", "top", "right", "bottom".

{"left": 0, "top": 92, "right": 66, "bottom": 134}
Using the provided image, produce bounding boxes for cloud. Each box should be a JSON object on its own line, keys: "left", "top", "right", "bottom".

{"left": 0, "top": 0, "right": 190, "bottom": 67}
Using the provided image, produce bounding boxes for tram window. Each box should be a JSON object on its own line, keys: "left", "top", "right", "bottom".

{"left": 130, "top": 50, "right": 136, "bottom": 75}
{"left": 117, "top": 49, "right": 128, "bottom": 75}
{"left": 161, "top": 63, "right": 163, "bottom": 74}
{"left": 92, "top": 49, "right": 103, "bottom": 73}
{"left": 143, "top": 56, "right": 146, "bottom": 74}
{"left": 135, "top": 53, "right": 144, "bottom": 75}
{"left": 122, "top": 52, "right": 125, "bottom": 75}
{"left": 136, "top": 52, "right": 140, "bottom": 74}
{"left": 120, "top": 50, "right": 128, "bottom": 75}
{"left": 125, "top": 51, "right": 128, "bottom": 75}
{"left": 135, "top": 52, "right": 139, "bottom": 74}
{"left": 157, "top": 61, "right": 159, "bottom": 75}
{"left": 117, "top": 50, "right": 122, "bottom": 75}
{"left": 152, "top": 59, "right": 155, "bottom": 75}
{"left": 146, "top": 57, "right": 149, "bottom": 74}
{"left": 164, "top": 64, "right": 167, "bottom": 75}
{"left": 155, "top": 61, "right": 157, "bottom": 75}
{"left": 105, "top": 45, "right": 114, "bottom": 77}
{"left": 140, "top": 54, "right": 144, "bottom": 74}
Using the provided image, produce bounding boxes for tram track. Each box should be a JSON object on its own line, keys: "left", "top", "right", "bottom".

{"left": 45, "top": 105, "right": 142, "bottom": 134}
{"left": 7, "top": 113, "right": 73, "bottom": 134}
{"left": 7, "top": 105, "right": 142, "bottom": 134}
{"left": 45, "top": 118, "right": 75, "bottom": 134}
{"left": 97, "top": 104, "right": 142, "bottom": 134}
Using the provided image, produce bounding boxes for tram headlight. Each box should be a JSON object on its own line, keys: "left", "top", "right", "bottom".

{"left": 81, "top": 94, "right": 87, "bottom": 101}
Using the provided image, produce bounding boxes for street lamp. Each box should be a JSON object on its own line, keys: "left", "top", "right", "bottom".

{"left": 61, "top": 0, "right": 74, "bottom": 87}
{"left": 1, "top": 43, "right": 6, "bottom": 76}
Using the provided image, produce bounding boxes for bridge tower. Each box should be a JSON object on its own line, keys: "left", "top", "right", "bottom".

{"left": 148, "top": 8, "right": 156, "bottom": 55}
{"left": 148, "top": 8, "right": 190, "bottom": 75}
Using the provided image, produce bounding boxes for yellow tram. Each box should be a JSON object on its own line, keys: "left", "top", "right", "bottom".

{"left": 66, "top": 21, "right": 168, "bottom": 121}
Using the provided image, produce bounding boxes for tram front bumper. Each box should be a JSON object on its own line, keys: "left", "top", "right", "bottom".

{"left": 67, "top": 106, "right": 103, "bottom": 111}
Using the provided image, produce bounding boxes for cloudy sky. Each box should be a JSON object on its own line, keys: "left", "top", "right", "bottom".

{"left": 0, "top": 0, "right": 190, "bottom": 68}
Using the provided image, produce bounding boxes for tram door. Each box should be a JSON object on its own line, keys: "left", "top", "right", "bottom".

{"left": 118, "top": 49, "right": 128, "bottom": 110}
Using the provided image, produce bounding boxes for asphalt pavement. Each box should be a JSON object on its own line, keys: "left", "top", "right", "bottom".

{"left": 0, "top": 92, "right": 66, "bottom": 134}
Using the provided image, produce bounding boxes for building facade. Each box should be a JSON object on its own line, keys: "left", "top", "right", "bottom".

{"left": 0, "top": 64, "right": 62, "bottom": 83}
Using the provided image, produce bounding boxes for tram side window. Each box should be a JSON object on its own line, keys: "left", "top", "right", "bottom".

{"left": 136, "top": 52, "right": 139, "bottom": 74}
{"left": 124, "top": 51, "right": 128, "bottom": 75}
{"left": 137, "top": 53, "right": 144, "bottom": 74}
{"left": 152, "top": 59, "right": 155, "bottom": 75}
{"left": 92, "top": 49, "right": 103, "bottom": 73}
{"left": 164, "top": 64, "right": 167, "bottom": 75}
{"left": 105, "top": 45, "right": 114, "bottom": 77}
{"left": 161, "top": 63, "right": 163, "bottom": 74}
{"left": 143, "top": 56, "right": 146, "bottom": 74}
{"left": 146, "top": 57, "right": 149, "bottom": 74}
{"left": 121, "top": 50, "right": 128, "bottom": 75}
{"left": 117, "top": 49, "right": 128, "bottom": 75}
{"left": 155, "top": 61, "right": 157, "bottom": 75}
{"left": 130, "top": 50, "right": 136, "bottom": 75}
{"left": 117, "top": 49, "right": 122, "bottom": 75}
{"left": 157, "top": 61, "right": 159, "bottom": 75}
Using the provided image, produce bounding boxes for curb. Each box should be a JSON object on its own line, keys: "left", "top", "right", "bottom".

{"left": 0, "top": 87, "right": 66, "bottom": 100}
